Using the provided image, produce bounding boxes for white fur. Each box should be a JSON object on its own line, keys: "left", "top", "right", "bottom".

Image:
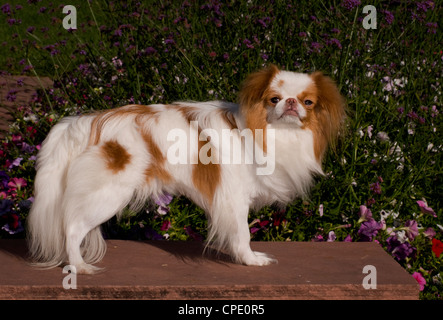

{"left": 27, "top": 71, "right": 326, "bottom": 274}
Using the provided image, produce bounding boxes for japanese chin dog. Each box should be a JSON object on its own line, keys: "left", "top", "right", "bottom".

{"left": 27, "top": 64, "right": 346, "bottom": 274}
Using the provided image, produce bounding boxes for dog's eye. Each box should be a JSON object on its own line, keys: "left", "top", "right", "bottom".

{"left": 270, "top": 97, "right": 280, "bottom": 104}
{"left": 304, "top": 99, "right": 313, "bottom": 106}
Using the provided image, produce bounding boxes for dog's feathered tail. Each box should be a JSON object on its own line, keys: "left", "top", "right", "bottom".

{"left": 26, "top": 116, "right": 105, "bottom": 268}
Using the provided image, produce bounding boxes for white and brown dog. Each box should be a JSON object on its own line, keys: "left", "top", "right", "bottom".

{"left": 27, "top": 65, "right": 346, "bottom": 273}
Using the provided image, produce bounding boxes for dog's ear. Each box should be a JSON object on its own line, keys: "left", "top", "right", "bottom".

{"left": 238, "top": 65, "right": 280, "bottom": 153}
{"left": 309, "top": 71, "right": 347, "bottom": 160}
{"left": 239, "top": 64, "right": 280, "bottom": 109}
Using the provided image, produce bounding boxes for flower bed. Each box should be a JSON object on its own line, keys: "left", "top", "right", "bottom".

{"left": 0, "top": 1, "right": 441, "bottom": 299}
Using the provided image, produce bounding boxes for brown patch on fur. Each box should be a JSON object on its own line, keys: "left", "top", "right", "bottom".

{"left": 89, "top": 104, "right": 158, "bottom": 145}
{"left": 101, "top": 140, "right": 131, "bottom": 173}
{"left": 192, "top": 144, "right": 221, "bottom": 206}
{"left": 238, "top": 64, "right": 280, "bottom": 153}
{"left": 167, "top": 104, "right": 221, "bottom": 206}
{"left": 303, "top": 72, "right": 346, "bottom": 162}
{"left": 297, "top": 84, "right": 319, "bottom": 107}
{"left": 142, "top": 130, "right": 173, "bottom": 184}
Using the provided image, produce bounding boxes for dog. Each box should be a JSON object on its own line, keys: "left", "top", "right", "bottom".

{"left": 27, "top": 65, "right": 346, "bottom": 273}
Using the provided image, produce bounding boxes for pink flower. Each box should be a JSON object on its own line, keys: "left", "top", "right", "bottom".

{"left": 423, "top": 227, "right": 436, "bottom": 239}
{"left": 7, "top": 177, "right": 27, "bottom": 191}
{"left": 160, "top": 220, "right": 171, "bottom": 231}
{"left": 412, "top": 272, "right": 426, "bottom": 291}
{"left": 417, "top": 200, "right": 437, "bottom": 217}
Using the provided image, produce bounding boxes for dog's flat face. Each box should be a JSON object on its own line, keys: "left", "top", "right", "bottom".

{"left": 265, "top": 71, "right": 317, "bottom": 127}
{"left": 239, "top": 65, "right": 346, "bottom": 161}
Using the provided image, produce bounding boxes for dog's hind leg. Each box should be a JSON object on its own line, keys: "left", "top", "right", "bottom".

{"left": 62, "top": 146, "right": 139, "bottom": 274}
{"left": 63, "top": 184, "right": 134, "bottom": 274}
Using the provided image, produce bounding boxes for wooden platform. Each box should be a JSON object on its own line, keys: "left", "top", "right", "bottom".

{"left": 0, "top": 240, "right": 419, "bottom": 300}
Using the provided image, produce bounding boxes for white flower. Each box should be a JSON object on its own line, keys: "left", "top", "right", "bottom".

{"left": 396, "top": 230, "right": 407, "bottom": 243}
{"left": 367, "top": 125, "right": 373, "bottom": 138}
{"left": 376, "top": 131, "right": 390, "bottom": 142}
{"left": 380, "top": 210, "right": 399, "bottom": 221}
{"left": 327, "top": 231, "right": 336, "bottom": 242}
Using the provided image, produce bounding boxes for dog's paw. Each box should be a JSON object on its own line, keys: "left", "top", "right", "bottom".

{"left": 72, "top": 263, "right": 104, "bottom": 274}
{"left": 241, "top": 251, "right": 278, "bottom": 266}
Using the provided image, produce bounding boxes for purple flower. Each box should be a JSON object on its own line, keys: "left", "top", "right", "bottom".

{"left": 344, "top": 234, "right": 352, "bottom": 242}
{"left": 407, "top": 111, "right": 419, "bottom": 120}
{"left": 155, "top": 193, "right": 173, "bottom": 207}
{"left": 425, "top": 22, "right": 437, "bottom": 34}
{"left": 6, "top": 89, "right": 17, "bottom": 102}
{"left": 326, "top": 38, "right": 342, "bottom": 49}
{"left": 327, "top": 231, "right": 336, "bottom": 242}
{"left": 340, "top": 0, "right": 361, "bottom": 10}
{"left": 144, "top": 226, "right": 163, "bottom": 240}
{"left": 431, "top": 105, "right": 438, "bottom": 117}
{"left": 358, "top": 220, "right": 383, "bottom": 241}
{"left": 185, "top": 226, "right": 204, "bottom": 242}
{"left": 164, "top": 38, "right": 175, "bottom": 45}
{"left": 417, "top": 1, "right": 435, "bottom": 12}
{"left": 1, "top": 3, "right": 11, "bottom": 15}
{"left": 358, "top": 205, "right": 373, "bottom": 222}
{"left": 310, "top": 42, "right": 323, "bottom": 53}
{"left": 155, "top": 192, "right": 173, "bottom": 215}
{"left": 8, "top": 157, "right": 23, "bottom": 169}
{"left": 370, "top": 181, "right": 382, "bottom": 195}
{"left": 21, "top": 142, "right": 35, "bottom": 153}
{"left": 404, "top": 220, "right": 419, "bottom": 241}
{"left": 243, "top": 38, "right": 254, "bottom": 49}
{"left": 382, "top": 10, "right": 394, "bottom": 25}
{"left": 0, "top": 199, "right": 13, "bottom": 216}
{"left": 386, "top": 236, "right": 416, "bottom": 261}
{"left": 144, "top": 46, "right": 157, "bottom": 55}
{"left": 2, "top": 221, "right": 24, "bottom": 234}
{"left": 0, "top": 171, "right": 9, "bottom": 189}
{"left": 257, "top": 17, "right": 270, "bottom": 28}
